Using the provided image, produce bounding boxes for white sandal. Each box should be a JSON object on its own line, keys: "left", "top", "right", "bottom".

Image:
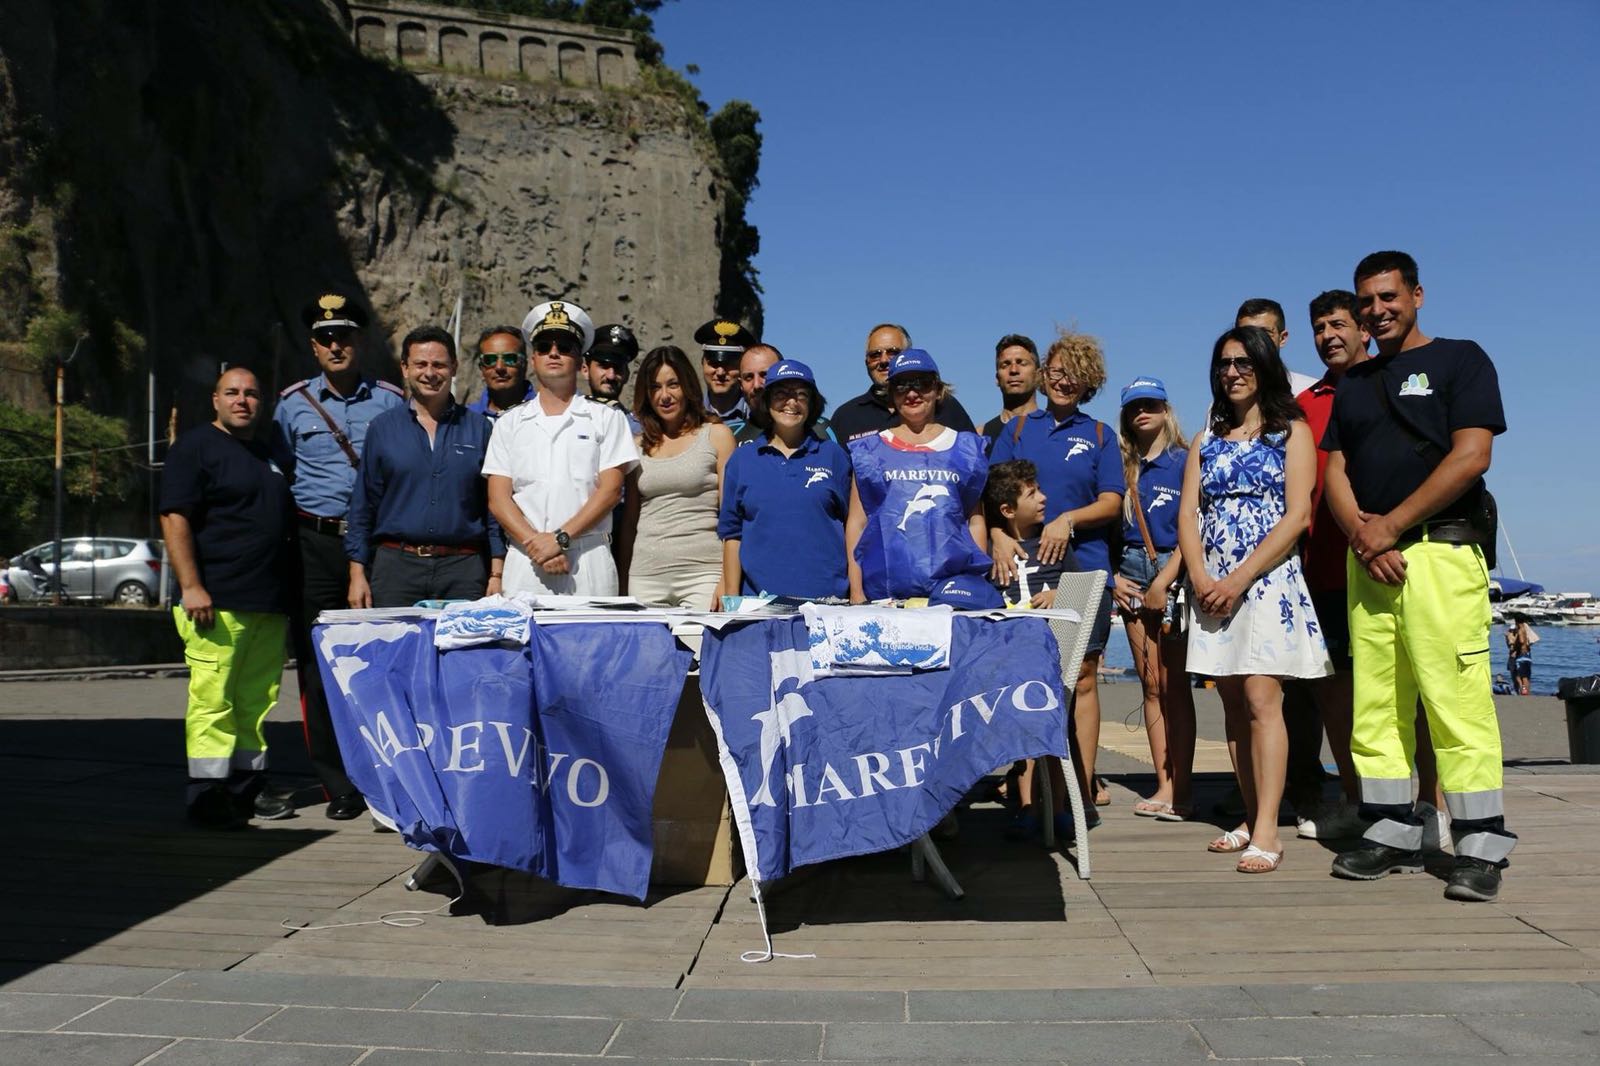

{"left": 1236, "top": 844, "right": 1283, "bottom": 874}
{"left": 1207, "top": 827, "right": 1251, "bottom": 853}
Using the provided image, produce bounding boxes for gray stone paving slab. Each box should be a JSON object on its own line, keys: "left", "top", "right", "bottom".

{"left": 0, "top": 963, "right": 180, "bottom": 996}
{"left": 0, "top": 1030, "right": 171, "bottom": 1065}
{"left": 415, "top": 979, "right": 681, "bottom": 1019}
{"left": 910, "top": 985, "right": 1265, "bottom": 1022}
{"left": 145, "top": 1037, "right": 366, "bottom": 1065}
{"left": 1195, "top": 1015, "right": 1505, "bottom": 1059}
{"left": 1243, "top": 980, "right": 1600, "bottom": 1018}
{"left": 1312, "top": 1058, "right": 1595, "bottom": 1066}
{"left": 246, "top": 1004, "right": 615, "bottom": 1054}
{"left": 1459, "top": 1013, "right": 1600, "bottom": 1057}
{"left": 676, "top": 988, "right": 905, "bottom": 1022}
{"left": 148, "top": 970, "right": 438, "bottom": 1009}
{"left": 0, "top": 991, "right": 109, "bottom": 1030}
{"left": 822, "top": 1021, "right": 1210, "bottom": 1062}
{"left": 608, "top": 1018, "right": 823, "bottom": 1060}
{"left": 363, "top": 1054, "right": 740, "bottom": 1066}
{"left": 58, "top": 997, "right": 281, "bottom": 1039}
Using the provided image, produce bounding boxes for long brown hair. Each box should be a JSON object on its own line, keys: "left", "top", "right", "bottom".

{"left": 633, "top": 345, "right": 715, "bottom": 455}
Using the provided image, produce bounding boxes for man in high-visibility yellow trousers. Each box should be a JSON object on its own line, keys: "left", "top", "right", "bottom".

{"left": 160, "top": 368, "right": 296, "bottom": 829}
{"left": 1321, "top": 250, "right": 1515, "bottom": 901}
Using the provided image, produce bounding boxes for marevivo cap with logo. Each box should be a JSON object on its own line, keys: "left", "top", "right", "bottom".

{"left": 522, "top": 300, "right": 594, "bottom": 353}
{"left": 766, "top": 359, "right": 816, "bottom": 386}
{"left": 888, "top": 348, "right": 939, "bottom": 380}
{"left": 1120, "top": 376, "right": 1168, "bottom": 407}
{"left": 927, "top": 572, "right": 1004, "bottom": 610}
{"left": 301, "top": 291, "right": 369, "bottom": 331}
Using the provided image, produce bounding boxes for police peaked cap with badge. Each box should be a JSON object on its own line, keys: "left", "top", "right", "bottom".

{"left": 694, "top": 317, "right": 758, "bottom": 362}
{"left": 301, "top": 291, "right": 370, "bottom": 331}
{"left": 522, "top": 300, "right": 594, "bottom": 353}
{"left": 587, "top": 323, "right": 640, "bottom": 366}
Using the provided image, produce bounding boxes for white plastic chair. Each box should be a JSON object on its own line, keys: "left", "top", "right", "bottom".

{"left": 1038, "top": 569, "right": 1107, "bottom": 879}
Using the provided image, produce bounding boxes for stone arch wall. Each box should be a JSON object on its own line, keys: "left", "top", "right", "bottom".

{"left": 348, "top": 2, "right": 637, "bottom": 86}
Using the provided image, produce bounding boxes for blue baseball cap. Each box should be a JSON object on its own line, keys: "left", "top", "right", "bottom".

{"left": 927, "top": 572, "right": 1005, "bottom": 610}
{"left": 765, "top": 359, "right": 815, "bottom": 386}
{"left": 1120, "top": 377, "right": 1168, "bottom": 407}
{"left": 888, "top": 348, "right": 939, "bottom": 380}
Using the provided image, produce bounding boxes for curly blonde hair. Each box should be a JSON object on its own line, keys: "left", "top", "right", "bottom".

{"left": 1044, "top": 328, "right": 1107, "bottom": 404}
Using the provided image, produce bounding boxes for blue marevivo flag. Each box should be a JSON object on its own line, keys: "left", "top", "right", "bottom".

{"left": 315, "top": 617, "right": 691, "bottom": 900}
{"left": 698, "top": 614, "right": 1068, "bottom": 883}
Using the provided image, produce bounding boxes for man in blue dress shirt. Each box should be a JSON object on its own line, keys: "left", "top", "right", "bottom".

{"left": 271, "top": 291, "right": 403, "bottom": 820}
{"left": 346, "top": 326, "right": 504, "bottom": 608}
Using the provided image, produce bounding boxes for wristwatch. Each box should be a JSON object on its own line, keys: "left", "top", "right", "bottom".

{"left": 554, "top": 529, "right": 571, "bottom": 554}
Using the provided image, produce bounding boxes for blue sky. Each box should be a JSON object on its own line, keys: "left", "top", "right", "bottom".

{"left": 653, "top": 0, "right": 1599, "bottom": 594}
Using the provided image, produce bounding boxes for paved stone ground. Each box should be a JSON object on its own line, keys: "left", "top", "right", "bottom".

{"left": 2, "top": 670, "right": 1598, "bottom": 1062}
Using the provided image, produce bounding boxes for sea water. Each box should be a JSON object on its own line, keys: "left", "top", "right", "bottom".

{"left": 1099, "top": 621, "right": 1600, "bottom": 696}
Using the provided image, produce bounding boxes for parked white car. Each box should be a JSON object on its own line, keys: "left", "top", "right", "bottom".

{"left": 5, "top": 538, "right": 165, "bottom": 606}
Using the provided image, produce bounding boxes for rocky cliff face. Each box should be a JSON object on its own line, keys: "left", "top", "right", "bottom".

{"left": 0, "top": 0, "right": 725, "bottom": 421}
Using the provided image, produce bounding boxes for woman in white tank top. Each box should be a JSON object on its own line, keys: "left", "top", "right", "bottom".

{"left": 616, "top": 345, "right": 735, "bottom": 608}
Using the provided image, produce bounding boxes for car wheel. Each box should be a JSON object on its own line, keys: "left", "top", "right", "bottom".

{"left": 114, "top": 581, "right": 153, "bottom": 607}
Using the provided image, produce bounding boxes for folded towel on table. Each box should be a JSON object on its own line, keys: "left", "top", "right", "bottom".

{"left": 433, "top": 594, "right": 534, "bottom": 650}
{"left": 800, "top": 603, "right": 952, "bottom": 677}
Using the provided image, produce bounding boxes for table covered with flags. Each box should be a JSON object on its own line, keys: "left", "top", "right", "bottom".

{"left": 312, "top": 599, "right": 1074, "bottom": 903}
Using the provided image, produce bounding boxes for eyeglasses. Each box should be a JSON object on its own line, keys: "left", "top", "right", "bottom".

{"left": 531, "top": 335, "right": 580, "bottom": 357}
{"left": 478, "top": 350, "right": 524, "bottom": 368}
{"left": 890, "top": 374, "right": 938, "bottom": 394}
{"left": 1216, "top": 356, "right": 1256, "bottom": 376}
{"left": 1042, "top": 369, "right": 1077, "bottom": 384}
{"left": 312, "top": 326, "right": 356, "bottom": 346}
{"left": 865, "top": 347, "right": 903, "bottom": 364}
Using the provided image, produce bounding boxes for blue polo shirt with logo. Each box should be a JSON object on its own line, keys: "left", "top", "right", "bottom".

{"left": 1123, "top": 445, "right": 1185, "bottom": 550}
{"left": 718, "top": 433, "right": 852, "bottom": 599}
{"left": 989, "top": 408, "right": 1126, "bottom": 579}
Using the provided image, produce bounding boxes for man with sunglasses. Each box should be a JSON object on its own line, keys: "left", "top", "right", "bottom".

{"left": 483, "top": 301, "right": 640, "bottom": 595}
{"left": 695, "top": 317, "right": 758, "bottom": 434}
{"left": 272, "top": 291, "right": 403, "bottom": 821}
{"left": 831, "top": 323, "right": 976, "bottom": 446}
{"left": 468, "top": 325, "right": 533, "bottom": 420}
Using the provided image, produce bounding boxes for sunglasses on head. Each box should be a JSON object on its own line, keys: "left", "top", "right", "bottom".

{"left": 478, "top": 350, "right": 525, "bottom": 368}
{"left": 531, "top": 334, "right": 580, "bottom": 357}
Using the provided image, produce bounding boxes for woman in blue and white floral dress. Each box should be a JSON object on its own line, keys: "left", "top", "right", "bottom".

{"left": 1178, "top": 326, "right": 1331, "bottom": 875}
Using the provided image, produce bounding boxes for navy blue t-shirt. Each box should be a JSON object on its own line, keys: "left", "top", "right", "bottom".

{"left": 991, "top": 535, "right": 1081, "bottom": 607}
{"left": 1123, "top": 445, "right": 1185, "bottom": 550}
{"left": 718, "top": 433, "right": 852, "bottom": 599}
{"left": 1323, "top": 338, "right": 1505, "bottom": 521}
{"left": 988, "top": 409, "right": 1126, "bottom": 582}
{"left": 159, "top": 424, "right": 295, "bottom": 613}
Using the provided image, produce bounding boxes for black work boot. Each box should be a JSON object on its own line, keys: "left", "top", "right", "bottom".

{"left": 1330, "top": 843, "right": 1424, "bottom": 880}
{"left": 1443, "top": 856, "right": 1502, "bottom": 902}
{"left": 188, "top": 784, "right": 246, "bottom": 830}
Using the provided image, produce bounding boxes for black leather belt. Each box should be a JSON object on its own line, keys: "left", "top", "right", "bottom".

{"left": 297, "top": 511, "right": 347, "bottom": 536}
{"left": 1396, "top": 518, "right": 1479, "bottom": 548}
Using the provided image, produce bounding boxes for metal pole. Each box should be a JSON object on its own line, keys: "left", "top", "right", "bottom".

{"left": 51, "top": 359, "right": 65, "bottom": 605}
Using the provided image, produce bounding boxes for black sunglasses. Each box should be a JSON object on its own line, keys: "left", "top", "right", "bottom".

{"left": 531, "top": 335, "right": 580, "bottom": 357}
{"left": 312, "top": 326, "right": 357, "bottom": 345}
{"left": 1216, "top": 356, "right": 1256, "bottom": 375}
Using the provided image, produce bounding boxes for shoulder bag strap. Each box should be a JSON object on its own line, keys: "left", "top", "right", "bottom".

{"left": 298, "top": 388, "right": 362, "bottom": 469}
{"left": 1128, "top": 473, "right": 1159, "bottom": 562}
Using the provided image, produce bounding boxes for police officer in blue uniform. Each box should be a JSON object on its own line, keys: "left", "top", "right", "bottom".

{"left": 271, "top": 292, "right": 404, "bottom": 819}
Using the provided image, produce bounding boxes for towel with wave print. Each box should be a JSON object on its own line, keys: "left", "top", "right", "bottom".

{"left": 801, "top": 604, "right": 952, "bottom": 677}
{"left": 434, "top": 594, "right": 534, "bottom": 650}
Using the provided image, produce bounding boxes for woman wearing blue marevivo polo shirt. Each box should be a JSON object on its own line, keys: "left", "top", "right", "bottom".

{"left": 718, "top": 360, "right": 853, "bottom": 600}
{"left": 845, "top": 349, "right": 996, "bottom": 605}
{"left": 990, "top": 329, "right": 1126, "bottom": 810}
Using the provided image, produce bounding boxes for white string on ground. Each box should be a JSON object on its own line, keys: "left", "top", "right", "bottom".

{"left": 739, "top": 879, "right": 816, "bottom": 964}
{"left": 281, "top": 861, "right": 465, "bottom": 931}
